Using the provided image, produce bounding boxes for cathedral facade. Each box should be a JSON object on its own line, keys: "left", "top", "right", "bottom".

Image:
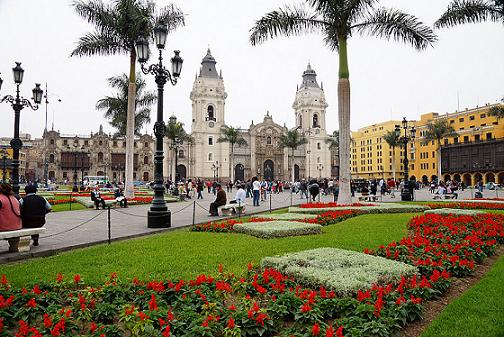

{"left": 164, "top": 49, "right": 335, "bottom": 182}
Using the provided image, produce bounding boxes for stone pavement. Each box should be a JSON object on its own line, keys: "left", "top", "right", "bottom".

{"left": 0, "top": 190, "right": 334, "bottom": 263}
{"left": 1, "top": 187, "right": 500, "bottom": 263}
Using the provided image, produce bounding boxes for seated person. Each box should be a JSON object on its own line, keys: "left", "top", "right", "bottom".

{"left": 0, "top": 183, "right": 22, "bottom": 231}
{"left": 90, "top": 187, "right": 106, "bottom": 210}
{"left": 230, "top": 184, "right": 246, "bottom": 209}
{"left": 20, "top": 185, "right": 51, "bottom": 246}
{"left": 114, "top": 188, "right": 128, "bottom": 208}
{"left": 209, "top": 184, "right": 227, "bottom": 216}
{"left": 437, "top": 185, "right": 447, "bottom": 195}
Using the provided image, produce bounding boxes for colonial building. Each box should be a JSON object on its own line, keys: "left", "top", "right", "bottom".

{"left": 164, "top": 49, "right": 335, "bottom": 182}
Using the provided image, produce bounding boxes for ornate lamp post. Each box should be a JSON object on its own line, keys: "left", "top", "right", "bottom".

{"left": 211, "top": 163, "right": 217, "bottom": 181}
{"left": 0, "top": 63, "right": 43, "bottom": 195}
{"left": 395, "top": 118, "right": 416, "bottom": 201}
{"left": 1, "top": 148, "right": 8, "bottom": 182}
{"left": 168, "top": 115, "right": 183, "bottom": 183}
{"left": 136, "top": 23, "right": 183, "bottom": 228}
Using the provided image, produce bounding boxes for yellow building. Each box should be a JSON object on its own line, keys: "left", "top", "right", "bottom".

{"left": 0, "top": 147, "right": 13, "bottom": 182}
{"left": 410, "top": 104, "right": 504, "bottom": 185}
{"left": 350, "top": 120, "right": 405, "bottom": 180}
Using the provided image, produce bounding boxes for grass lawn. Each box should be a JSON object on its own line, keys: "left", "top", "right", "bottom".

{"left": 2, "top": 213, "right": 416, "bottom": 286}
{"left": 421, "top": 255, "right": 504, "bottom": 337}
{"left": 50, "top": 202, "right": 88, "bottom": 212}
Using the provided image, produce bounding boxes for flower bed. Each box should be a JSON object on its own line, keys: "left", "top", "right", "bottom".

{"left": 426, "top": 202, "right": 504, "bottom": 210}
{"left": 424, "top": 208, "right": 485, "bottom": 216}
{"left": 262, "top": 248, "right": 417, "bottom": 295}
{"left": 234, "top": 221, "right": 322, "bottom": 238}
{"left": 289, "top": 203, "right": 429, "bottom": 214}
{"left": 250, "top": 213, "right": 319, "bottom": 221}
{"left": 190, "top": 219, "right": 240, "bottom": 233}
{"left": 299, "top": 202, "right": 375, "bottom": 208}
{"left": 48, "top": 198, "right": 77, "bottom": 205}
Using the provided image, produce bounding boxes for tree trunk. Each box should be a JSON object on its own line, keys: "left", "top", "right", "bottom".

{"left": 336, "top": 37, "right": 352, "bottom": 205}
{"left": 230, "top": 143, "right": 234, "bottom": 183}
{"left": 437, "top": 144, "right": 442, "bottom": 181}
{"left": 125, "top": 50, "right": 137, "bottom": 199}
{"left": 291, "top": 148, "right": 295, "bottom": 183}
{"left": 392, "top": 146, "right": 396, "bottom": 183}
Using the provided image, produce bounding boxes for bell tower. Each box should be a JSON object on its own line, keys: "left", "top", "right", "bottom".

{"left": 292, "top": 63, "right": 331, "bottom": 179}
{"left": 189, "top": 49, "right": 229, "bottom": 179}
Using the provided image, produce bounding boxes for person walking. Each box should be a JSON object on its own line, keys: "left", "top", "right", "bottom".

{"left": 0, "top": 183, "right": 22, "bottom": 232}
{"left": 299, "top": 179, "right": 308, "bottom": 199}
{"left": 209, "top": 183, "right": 227, "bottom": 216}
{"left": 252, "top": 177, "right": 260, "bottom": 206}
{"left": 20, "top": 185, "right": 51, "bottom": 246}
{"left": 197, "top": 179, "right": 204, "bottom": 199}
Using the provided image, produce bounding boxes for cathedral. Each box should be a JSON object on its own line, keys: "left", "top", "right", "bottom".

{"left": 164, "top": 49, "right": 335, "bottom": 182}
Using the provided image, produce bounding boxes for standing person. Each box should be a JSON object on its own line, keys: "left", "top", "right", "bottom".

{"left": 0, "top": 183, "right": 22, "bottom": 231}
{"left": 300, "top": 179, "right": 308, "bottom": 199}
{"left": 246, "top": 179, "right": 252, "bottom": 198}
{"left": 114, "top": 188, "right": 128, "bottom": 208}
{"left": 187, "top": 179, "right": 193, "bottom": 199}
{"left": 206, "top": 180, "right": 212, "bottom": 193}
{"left": 20, "top": 185, "right": 51, "bottom": 246}
{"left": 90, "top": 187, "right": 106, "bottom": 210}
{"left": 252, "top": 177, "right": 261, "bottom": 206}
{"left": 197, "top": 179, "right": 204, "bottom": 199}
{"left": 209, "top": 183, "right": 227, "bottom": 216}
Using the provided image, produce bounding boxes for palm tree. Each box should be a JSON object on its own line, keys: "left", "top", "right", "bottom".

{"left": 279, "top": 128, "right": 308, "bottom": 182}
{"left": 96, "top": 73, "right": 156, "bottom": 137}
{"left": 383, "top": 130, "right": 400, "bottom": 182}
{"left": 423, "top": 119, "right": 458, "bottom": 180}
{"left": 435, "top": 0, "right": 504, "bottom": 29}
{"left": 71, "top": 0, "right": 184, "bottom": 197}
{"left": 325, "top": 130, "right": 339, "bottom": 150}
{"left": 217, "top": 126, "right": 248, "bottom": 183}
{"left": 166, "top": 117, "right": 192, "bottom": 181}
{"left": 250, "top": 0, "right": 436, "bottom": 204}
{"left": 488, "top": 98, "right": 504, "bottom": 121}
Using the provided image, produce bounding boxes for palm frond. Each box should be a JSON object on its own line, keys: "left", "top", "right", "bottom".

{"left": 72, "top": 0, "right": 116, "bottom": 30}
{"left": 71, "top": 32, "right": 124, "bottom": 57}
{"left": 250, "top": 5, "right": 327, "bottom": 46}
{"left": 353, "top": 7, "right": 437, "bottom": 50}
{"left": 157, "top": 3, "right": 186, "bottom": 33}
{"left": 435, "top": 0, "right": 503, "bottom": 28}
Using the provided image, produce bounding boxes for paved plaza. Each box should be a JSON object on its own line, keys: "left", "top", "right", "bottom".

{"left": 0, "top": 187, "right": 501, "bottom": 263}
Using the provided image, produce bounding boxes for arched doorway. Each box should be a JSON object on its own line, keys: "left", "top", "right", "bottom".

{"left": 143, "top": 172, "right": 149, "bottom": 181}
{"left": 463, "top": 173, "right": 472, "bottom": 186}
{"left": 176, "top": 164, "right": 187, "bottom": 180}
{"left": 485, "top": 173, "right": 495, "bottom": 183}
{"left": 431, "top": 175, "right": 438, "bottom": 182}
{"left": 453, "top": 174, "right": 461, "bottom": 182}
{"left": 48, "top": 171, "right": 55, "bottom": 180}
{"left": 474, "top": 173, "right": 483, "bottom": 184}
{"left": 443, "top": 174, "right": 451, "bottom": 182}
{"left": 235, "top": 164, "right": 245, "bottom": 182}
{"left": 263, "top": 160, "right": 274, "bottom": 181}
{"left": 409, "top": 175, "right": 416, "bottom": 181}
{"left": 422, "top": 175, "right": 429, "bottom": 184}
{"left": 97, "top": 171, "right": 104, "bottom": 176}
{"left": 294, "top": 164, "right": 300, "bottom": 181}
{"left": 498, "top": 172, "right": 504, "bottom": 184}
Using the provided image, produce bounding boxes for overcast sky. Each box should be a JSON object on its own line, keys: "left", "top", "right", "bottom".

{"left": 0, "top": 0, "right": 502, "bottom": 139}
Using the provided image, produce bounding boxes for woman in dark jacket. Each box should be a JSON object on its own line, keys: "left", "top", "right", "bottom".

{"left": 20, "top": 185, "right": 51, "bottom": 246}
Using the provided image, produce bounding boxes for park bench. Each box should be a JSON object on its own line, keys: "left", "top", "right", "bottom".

{"left": 0, "top": 228, "right": 46, "bottom": 252}
{"left": 218, "top": 203, "right": 247, "bottom": 216}
{"left": 432, "top": 193, "right": 457, "bottom": 200}
{"left": 358, "top": 192, "right": 382, "bottom": 202}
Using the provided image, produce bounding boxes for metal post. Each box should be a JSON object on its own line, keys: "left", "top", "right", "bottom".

{"left": 290, "top": 187, "right": 293, "bottom": 207}
{"left": 69, "top": 191, "right": 72, "bottom": 211}
{"left": 269, "top": 192, "right": 272, "bottom": 213}
{"left": 238, "top": 199, "right": 241, "bottom": 219}
{"left": 107, "top": 206, "right": 111, "bottom": 245}
{"left": 192, "top": 200, "right": 196, "bottom": 225}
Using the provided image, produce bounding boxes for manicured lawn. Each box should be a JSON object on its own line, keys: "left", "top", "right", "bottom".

{"left": 421, "top": 255, "right": 504, "bottom": 337}
{"left": 2, "top": 213, "right": 415, "bottom": 286}
{"left": 50, "top": 202, "right": 87, "bottom": 212}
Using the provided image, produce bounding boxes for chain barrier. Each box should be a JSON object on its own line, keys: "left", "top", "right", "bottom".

{"left": 41, "top": 209, "right": 106, "bottom": 238}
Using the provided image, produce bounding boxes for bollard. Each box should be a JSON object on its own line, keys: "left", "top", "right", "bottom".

{"left": 69, "top": 191, "right": 72, "bottom": 211}
{"left": 290, "top": 188, "right": 293, "bottom": 207}
{"left": 107, "top": 206, "right": 111, "bottom": 245}
{"left": 192, "top": 200, "right": 196, "bottom": 226}
{"left": 269, "top": 193, "right": 272, "bottom": 213}
{"left": 238, "top": 200, "right": 242, "bottom": 219}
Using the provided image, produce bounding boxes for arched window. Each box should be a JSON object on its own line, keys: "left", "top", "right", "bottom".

{"left": 317, "top": 142, "right": 321, "bottom": 150}
{"left": 99, "top": 140, "right": 103, "bottom": 146}
{"left": 49, "top": 139, "right": 54, "bottom": 145}
{"left": 206, "top": 106, "right": 215, "bottom": 121}
{"left": 266, "top": 136, "right": 272, "bottom": 145}
{"left": 98, "top": 152, "right": 104, "bottom": 163}
{"left": 298, "top": 115, "right": 303, "bottom": 128}
{"left": 179, "top": 150, "right": 185, "bottom": 158}
{"left": 208, "top": 153, "right": 213, "bottom": 161}
{"left": 49, "top": 154, "right": 55, "bottom": 163}
{"left": 143, "top": 156, "right": 149, "bottom": 165}
{"left": 313, "top": 114, "right": 319, "bottom": 128}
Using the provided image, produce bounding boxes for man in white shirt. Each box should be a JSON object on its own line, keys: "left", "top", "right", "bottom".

{"left": 231, "top": 184, "right": 246, "bottom": 205}
{"left": 252, "top": 177, "right": 261, "bottom": 206}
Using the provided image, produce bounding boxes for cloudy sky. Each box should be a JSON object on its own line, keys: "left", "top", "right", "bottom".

{"left": 0, "top": 0, "right": 502, "bottom": 139}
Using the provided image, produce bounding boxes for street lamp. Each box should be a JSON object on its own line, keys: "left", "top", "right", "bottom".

{"left": 0, "top": 63, "right": 43, "bottom": 195}
{"left": 136, "top": 22, "right": 183, "bottom": 228}
{"left": 395, "top": 117, "right": 416, "bottom": 201}
{"left": 1, "top": 149, "right": 8, "bottom": 183}
{"left": 317, "top": 163, "right": 324, "bottom": 179}
{"left": 307, "top": 150, "right": 311, "bottom": 180}
{"left": 211, "top": 163, "right": 217, "bottom": 181}
{"left": 168, "top": 115, "right": 183, "bottom": 183}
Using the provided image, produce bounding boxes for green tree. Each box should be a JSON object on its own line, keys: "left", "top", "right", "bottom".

{"left": 488, "top": 98, "right": 504, "bottom": 121}
{"left": 96, "top": 73, "right": 156, "bottom": 137}
{"left": 325, "top": 130, "right": 339, "bottom": 150}
{"left": 166, "top": 117, "right": 192, "bottom": 181}
{"left": 435, "top": 0, "right": 504, "bottom": 28}
{"left": 279, "top": 127, "right": 308, "bottom": 182}
{"left": 383, "top": 130, "right": 400, "bottom": 182}
{"left": 250, "top": 0, "right": 436, "bottom": 204}
{"left": 424, "top": 119, "right": 458, "bottom": 180}
{"left": 71, "top": 0, "right": 184, "bottom": 197}
{"left": 217, "top": 126, "right": 248, "bottom": 183}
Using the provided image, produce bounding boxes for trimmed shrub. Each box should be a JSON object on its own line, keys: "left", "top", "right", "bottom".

{"left": 289, "top": 203, "right": 429, "bottom": 214}
{"left": 234, "top": 221, "right": 322, "bottom": 238}
{"left": 424, "top": 208, "right": 485, "bottom": 216}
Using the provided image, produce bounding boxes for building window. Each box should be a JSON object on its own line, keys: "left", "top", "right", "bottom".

{"left": 123, "top": 142, "right": 126, "bottom": 147}
{"left": 63, "top": 172, "right": 67, "bottom": 179}
{"left": 98, "top": 152, "right": 103, "bottom": 162}
{"left": 113, "top": 141, "right": 117, "bottom": 147}
{"left": 449, "top": 120, "right": 454, "bottom": 124}
{"left": 444, "top": 139, "right": 449, "bottom": 145}
{"left": 84, "top": 140, "right": 89, "bottom": 146}
{"left": 144, "top": 156, "right": 149, "bottom": 165}
{"left": 99, "top": 140, "right": 103, "bottom": 146}
{"left": 63, "top": 140, "right": 68, "bottom": 146}
{"left": 454, "top": 137, "right": 458, "bottom": 143}
{"left": 298, "top": 114, "right": 302, "bottom": 128}
{"left": 179, "top": 150, "right": 185, "bottom": 158}
{"left": 208, "top": 153, "right": 213, "bottom": 161}
{"left": 480, "top": 113, "right": 486, "bottom": 118}
{"left": 206, "top": 106, "right": 215, "bottom": 121}
{"left": 469, "top": 115, "right": 475, "bottom": 121}
{"left": 49, "top": 154, "right": 55, "bottom": 163}
{"left": 432, "top": 151, "right": 435, "bottom": 158}
{"left": 463, "top": 136, "right": 469, "bottom": 143}
{"left": 459, "top": 118, "right": 464, "bottom": 122}
{"left": 266, "top": 136, "right": 272, "bottom": 145}
{"left": 49, "top": 139, "right": 55, "bottom": 145}
{"left": 474, "top": 134, "right": 480, "bottom": 142}
{"left": 486, "top": 132, "right": 493, "bottom": 140}
{"left": 312, "top": 114, "right": 319, "bottom": 128}
{"left": 317, "top": 142, "right": 321, "bottom": 150}
{"left": 133, "top": 172, "right": 136, "bottom": 179}
{"left": 134, "top": 142, "right": 137, "bottom": 147}
{"left": 208, "top": 136, "right": 213, "bottom": 145}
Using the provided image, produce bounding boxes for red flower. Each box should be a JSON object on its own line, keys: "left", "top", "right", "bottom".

{"left": 218, "top": 264, "right": 224, "bottom": 273}
{"left": 227, "top": 317, "right": 235, "bottom": 329}
{"left": 301, "top": 303, "right": 312, "bottom": 312}
{"left": 149, "top": 294, "right": 158, "bottom": 311}
{"left": 26, "top": 298, "right": 37, "bottom": 308}
{"left": 44, "top": 314, "right": 53, "bottom": 328}
{"left": 255, "top": 313, "right": 268, "bottom": 327}
{"left": 73, "top": 274, "right": 81, "bottom": 283}
{"left": 326, "top": 326, "right": 334, "bottom": 337}
{"left": 90, "top": 322, "right": 98, "bottom": 333}
{"left": 162, "top": 325, "right": 171, "bottom": 337}
{"left": 228, "top": 304, "right": 237, "bottom": 311}
{"left": 248, "top": 262, "right": 253, "bottom": 271}
{"left": 125, "top": 305, "right": 135, "bottom": 315}
{"left": 312, "top": 323, "right": 321, "bottom": 336}
{"left": 336, "top": 326, "right": 344, "bottom": 337}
